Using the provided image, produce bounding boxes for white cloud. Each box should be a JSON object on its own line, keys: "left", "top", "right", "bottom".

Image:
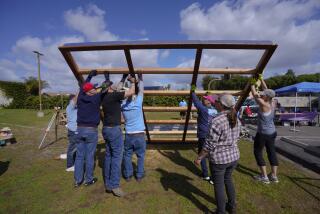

{"left": 160, "top": 50, "right": 170, "bottom": 59}
{"left": 64, "top": 4, "right": 118, "bottom": 41}
{"left": 180, "top": 0, "right": 320, "bottom": 76}
{"left": 0, "top": 4, "right": 163, "bottom": 92}
{"left": 0, "top": 59, "right": 21, "bottom": 81}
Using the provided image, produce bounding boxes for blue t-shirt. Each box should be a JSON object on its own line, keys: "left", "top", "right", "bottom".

{"left": 66, "top": 100, "right": 77, "bottom": 132}
{"left": 179, "top": 100, "right": 187, "bottom": 107}
{"left": 121, "top": 81, "right": 145, "bottom": 133}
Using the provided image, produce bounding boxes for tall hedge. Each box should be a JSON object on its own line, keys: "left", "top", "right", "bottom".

{"left": 0, "top": 81, "right": 28, "bottom": 108}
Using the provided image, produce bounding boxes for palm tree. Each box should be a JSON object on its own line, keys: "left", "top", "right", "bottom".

{"left": 24, "top": 76, "right": 49, "bottom": 96}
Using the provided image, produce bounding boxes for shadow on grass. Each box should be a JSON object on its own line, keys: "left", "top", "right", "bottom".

{"left": 235, "top": 164, "right": 259, "bottom": 178}
{"left": 286, "top": 176, "right": 320, "bottom": 201}
{"left": 156, "top": 168, "right": 214, "bottom": 212}
{"left": 0, "top": 161, "right": 10, "bottom": 176}
{"left": 158, "top": 150, "right": 201, "bottom": 176}
{"left": 40, "top": 136, "right": 66, "bottom": 149}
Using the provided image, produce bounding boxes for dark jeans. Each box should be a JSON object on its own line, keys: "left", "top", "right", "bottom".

{"left": 67, "top": 130, "right": 77, "bottom": 168}
{"left": 74, "top": 127, "right": 98, "bottom": 184}
{"left": 123, "top": 133, "right": 146, "bottom": 179}
{"left": 102, "top": 126, "right": 123, "bottom": 190}
{"left": 211, "top": 161, "right": 238, "bottom": 214}
{"left": 198, "top": 138, "right": 211, "bottom": 177}
{"left": 254, "top": 132, "right": 278, "bottom": 166}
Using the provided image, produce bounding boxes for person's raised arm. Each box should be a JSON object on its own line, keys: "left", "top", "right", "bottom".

{"left": 124, "top": 76, "right": 136, "bottom": 98}
{"left": 250, "top": 78, "right": 268, "bottom": 107}
{"left": 115, "top": 73, "right": 129, "bottom": 91}
{"left": 71, "top": 91, "right": 79, "bottom": 108}
{"left": 191, "top": 84, "right": 206, "bottom": 111}
{"left": 258, "top": 74, "right": 268, "bottom": 90}
{"left": 85, "top": 70, "right": 97, "bottom": 83}
{"left": 138, "top": 73, "right": 144, "bottom": 94}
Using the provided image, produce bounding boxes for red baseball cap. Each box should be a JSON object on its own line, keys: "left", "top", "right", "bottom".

{"left": 83, "top": 82, "right": 94, "bottom": 92}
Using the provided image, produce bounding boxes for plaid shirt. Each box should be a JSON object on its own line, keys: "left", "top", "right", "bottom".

{"left": 203, "top": 111, "right": 241, "bottom": 164}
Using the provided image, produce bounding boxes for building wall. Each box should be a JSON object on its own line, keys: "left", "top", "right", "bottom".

{"left": 276, "top": 96, "right": 318, "bottom": 108}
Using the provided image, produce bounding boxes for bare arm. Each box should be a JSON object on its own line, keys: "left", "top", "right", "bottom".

{"left": 260, "top": 79, "right": 268, "bottom": 90}
{"left": 124, "top": 76, "right": 136, "bottom": 98}
{"left": 251, "top": 84, "right": 269, "bottom": 109}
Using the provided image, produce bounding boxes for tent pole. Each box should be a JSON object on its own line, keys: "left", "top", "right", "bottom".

{"left": 309, "top": 93, "right": 311, "bottom": 112}
{"left": 293, "top": 92, "right": 297, "bottom": 135}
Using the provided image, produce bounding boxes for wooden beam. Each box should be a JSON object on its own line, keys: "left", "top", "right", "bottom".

{"left": 148, "top": 138, "right": 198, "bottom": 143}
{"left": 59, "top": 40, "right": 275, "bottom": 51}
{"left": 149, "top": 130, "right": 197, "bottom": 135}
{"left": 183, "top": 48, "right": 202, "bottom": 142}
{"left": 235, "top": 45, "right": 277, "bottom": 111}
{"left": 146, "top": 120, "right": 197, "bottom": 124}
{"left": 143, "top": 106, "right": 197, "bottom": 112}
{"left": 78, "top": 67, "right": 255, "bottom": 75}
{"left": 58, "top": 49, "right": 84, "bottom": 83}
{"left": 144, "top": 90, "right": 242, "bottom": 96}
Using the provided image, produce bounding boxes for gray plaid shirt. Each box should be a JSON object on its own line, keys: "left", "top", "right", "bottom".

{"left": 203, "top": 111, "right": 240, "bottom": 164}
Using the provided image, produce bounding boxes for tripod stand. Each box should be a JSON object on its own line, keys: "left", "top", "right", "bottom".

{"left": 38, "top": 107, "right": 67, "bottom": 149}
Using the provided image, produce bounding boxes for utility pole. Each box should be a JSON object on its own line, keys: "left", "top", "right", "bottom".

{"left": 33, "top": 51, "right": 44, "bottom": 117}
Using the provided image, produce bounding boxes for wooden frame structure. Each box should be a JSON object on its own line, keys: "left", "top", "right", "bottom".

{"left": 59, "top": 40, "right": 277, "bottom": 143}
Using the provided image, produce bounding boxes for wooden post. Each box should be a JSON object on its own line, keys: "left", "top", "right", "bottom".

{"left": 183, "top": 48, "right": 202, "bottom": 142}
{"left": 124, "top": 49, "right": 151, "bottom": 142}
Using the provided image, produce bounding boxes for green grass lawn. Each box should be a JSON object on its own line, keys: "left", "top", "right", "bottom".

{"left": 0, "top": 109, "right": 319, "bottom": 213}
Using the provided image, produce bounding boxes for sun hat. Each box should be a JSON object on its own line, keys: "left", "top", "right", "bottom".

{"left": 1, "top": 127, "right": 11, "bottom": 132}
{"left": 203, "top": 95, "right": 216, "bottom": 104}
{"left": 260, "top": 89, "right": 275, "bottom": 98}
{"left": 219, "top": 94, "right": 236, "bottom": 108}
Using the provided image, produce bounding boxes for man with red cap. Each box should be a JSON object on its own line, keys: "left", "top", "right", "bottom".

{"left": 191, "top": 84, "right": 217, "bottom": 184}
{"left": 74, "top": 70, "right": 103, "bottom": 188}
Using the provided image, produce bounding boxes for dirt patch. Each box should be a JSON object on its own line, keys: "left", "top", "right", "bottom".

{"left": 124, "top": 190, "right": 155, "bottom": 202}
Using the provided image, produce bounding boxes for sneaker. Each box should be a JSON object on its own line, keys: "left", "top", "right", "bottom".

{"left": 268, "top": 174, "right": 279, "bottom": 183}
{"left": 84, "top": 178, "right": 97, "bottom": 186}
{"left": 226, "top": 203, "right": 237, "bottom": 214}
{"left": 59, "top": 154, "right": 67, "bottom": 159}
{"left": 136, "top": 175, "right": 145, "bottom": 182}
{"left": 74, "top": 182, "right": 82, "bottom": 188}
{"left": 202, "top": 176, "right": 211, "bottom": 181}
{"left": 124, "top": 176, "right": 133, "bottom": 182}
{"left": 110, "top": 188, "right": 126, "bottom": 197}
{"left": 253, "top": 174, "right": 270, "bottom": 184}
{"left": 66, "top": 166, "right": 74, "bottom": 172}
{"left": 209, "top": 180, "right": 214, "bottom": 185}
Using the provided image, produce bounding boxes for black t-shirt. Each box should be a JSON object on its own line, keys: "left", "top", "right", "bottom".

{"left": 102, "top": 91, "right": 125, "bottom": 126}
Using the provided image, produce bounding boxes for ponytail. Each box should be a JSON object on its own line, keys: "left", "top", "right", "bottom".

{"left": 227, "top": 108, "right": 237, "bottom": 128}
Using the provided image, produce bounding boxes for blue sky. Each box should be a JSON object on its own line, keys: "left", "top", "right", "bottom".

{"left": 1, "top": 0, "right": 320, "bottom": 92}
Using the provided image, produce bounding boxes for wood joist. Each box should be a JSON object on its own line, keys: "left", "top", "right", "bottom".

{"left": 59, "top": 40, "right": 277, "bottom": 143}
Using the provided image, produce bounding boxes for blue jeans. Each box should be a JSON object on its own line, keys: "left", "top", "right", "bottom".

{"left": 123, "top": 133, "right": 146, "bottom": 179}
{"left": 74, "top": 127, "right": 98, "bottom": 184}
{"left": 67, "top": 130, "right": 77, "bottom": 168}
{"left": 102, "top": 126, "right": 123, "bottom": 189}
{"left": 198, "top": 138, "right": 210, "bottom": 177}
{"left": 211, "top": 161, "right": 238, "bottom": 214}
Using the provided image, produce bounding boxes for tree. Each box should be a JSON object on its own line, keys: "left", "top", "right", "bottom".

{"left": 24, "top": 76, "right": 49, "bottom": 96}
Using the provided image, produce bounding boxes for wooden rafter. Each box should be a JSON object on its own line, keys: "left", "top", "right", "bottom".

{"left": 78, "top": 67, "right": 255, "bottom": 75}
{"left": 58, "top": 40, "right": 277, "bottom": 144}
